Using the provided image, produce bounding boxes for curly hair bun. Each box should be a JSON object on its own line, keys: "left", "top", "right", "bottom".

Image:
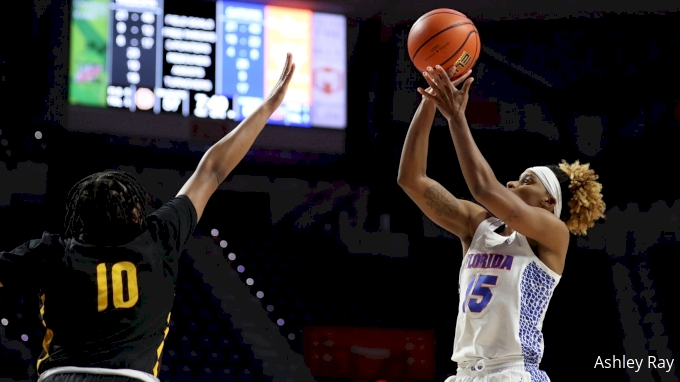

{"left": 558, "top": 160, "right": 605, "bottom": 236}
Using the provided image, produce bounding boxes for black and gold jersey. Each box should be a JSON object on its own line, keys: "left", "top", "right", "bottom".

{"left": 0, "top": 196, "right": 197, "bottom": 377}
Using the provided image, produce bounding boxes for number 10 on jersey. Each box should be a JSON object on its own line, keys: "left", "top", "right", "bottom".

{"left": 96, "top": 262, "right": 139, "bottom": 312}
{"left": 462, "top": 274, "right": 498, "bottom": 313}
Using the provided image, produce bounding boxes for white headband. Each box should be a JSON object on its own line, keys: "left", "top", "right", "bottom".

{"left": 523, "top": 166, "right": 562, "bottom": 219}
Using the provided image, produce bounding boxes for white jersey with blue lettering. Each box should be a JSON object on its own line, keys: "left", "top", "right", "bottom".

{"left": 451, "top": 217, "right": 561, "bottom": 381}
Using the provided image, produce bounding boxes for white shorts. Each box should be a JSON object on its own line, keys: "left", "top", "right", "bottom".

{"left": 444, "top": 359, "right": 549, "bottom": 382}
{"left": 37, "top": 367, "right": 159, "bottom": 382}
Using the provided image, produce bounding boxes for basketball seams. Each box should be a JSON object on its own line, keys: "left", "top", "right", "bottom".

{"left": 439, "top": 30, "right": 478, "bottom": 70}
{"left": 407, "top": 8, "right": 480, "bottom": 76}
{"left": 449, "top": 30, "right": 481, "bottom": 80}
{"left": 408, "top": 10, "right": 468, "bottom": 38}
{"left": 410, "top": 22, "right": 474, "bottom": 61}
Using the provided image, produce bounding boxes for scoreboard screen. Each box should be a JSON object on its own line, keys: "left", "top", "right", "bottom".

{"left": 68, "top": 0, "right": 347, "bottom": 130}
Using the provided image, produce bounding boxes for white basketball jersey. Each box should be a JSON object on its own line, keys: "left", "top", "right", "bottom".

{"left": 451, "top": 217, "right": 561, "bottom": 369}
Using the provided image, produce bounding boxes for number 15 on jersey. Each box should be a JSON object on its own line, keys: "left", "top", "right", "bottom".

{"left": 462, "top": 274, "right": 498, "bottom": 313}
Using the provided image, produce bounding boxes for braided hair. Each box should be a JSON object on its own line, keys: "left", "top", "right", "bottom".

{"left": 547, "top": 160, "right": 605, "bottom": 236}
{"left": 64, "top": 171, "right": 150, "bottom": 245}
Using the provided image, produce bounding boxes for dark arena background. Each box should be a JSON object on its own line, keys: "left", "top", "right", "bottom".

{"left": 1, "top": 0, "right": 680, "bottom": 381}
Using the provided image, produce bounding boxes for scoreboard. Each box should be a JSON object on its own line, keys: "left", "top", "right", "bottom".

{"left": 69, "top": 0, "right": 347, "bottom": 129}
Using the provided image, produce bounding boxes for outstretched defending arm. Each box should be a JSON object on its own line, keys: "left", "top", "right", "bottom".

{"left": 398, "top": 69, "right": 489, "bottom": 244}
{"left": 177, "top": 53, "right": 296, "bottom": 222}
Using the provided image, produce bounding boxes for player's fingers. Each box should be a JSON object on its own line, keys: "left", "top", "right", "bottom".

{"left": 447, "top": 66, "right": 458, "bottom": 79}
{"left": 285, "top": 63, "right": 296, "bottom": 83}
{"left": 431, "top": 66, "right": 444, "bottom": 85}
{"left": 278, "top": 54, "right": 289, "bottom": 81}
{"left": 278, "top": 53, "right": 292, "bottom": 82}
{"left": 276, "top": 63, "right": 296, "bottom": 95}
{"left": 434, "top": 66, "right": 457, "bottom": 101}
{"left": 286, "top": 54, "right": 294, "bottom": 75}
{"left": 430, "top": 69, "right": 448, "bottom": 96}
{"left": 434, "top": 66, "right": 452, "bottom": 87}
{"left": 461, "top": 77, "right": 474, "bottom": 96}
{"left": 422, "top": 70, "right": 439, "bottom": 91}
{"left": 452, "top": 70, "right": 473, "bottom": 87}
{"left": 417, "top": 87, "right": 437, "bottom": 101}
{"left": 278, "top": 61, "right": 296, "bottom": 92}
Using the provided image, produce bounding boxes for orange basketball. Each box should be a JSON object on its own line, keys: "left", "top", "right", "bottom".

{"left": 407, "top": 9, "right": 481, "bottom": 80}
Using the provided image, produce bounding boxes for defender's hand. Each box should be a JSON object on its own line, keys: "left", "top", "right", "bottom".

{"left": 264, "top": 53, "right": 296, "bottom": 109}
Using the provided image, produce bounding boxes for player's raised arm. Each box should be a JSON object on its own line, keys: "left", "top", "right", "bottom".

{"left": 398, "top": 68, "right": 489, "bottom": 244}
{"left": 177, "top": 53, "right": 296, "bottom": 222}
{"left": 419, "top": 65, "right": 569, "bottom": 254}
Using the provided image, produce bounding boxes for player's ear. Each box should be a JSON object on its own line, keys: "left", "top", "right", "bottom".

{"left": 542, "top": 197, "right": 556, "bottom": 210}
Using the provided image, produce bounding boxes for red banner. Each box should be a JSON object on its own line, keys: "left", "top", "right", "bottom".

{"left": 303, "top": 326, "right": 436, "bottom": 381}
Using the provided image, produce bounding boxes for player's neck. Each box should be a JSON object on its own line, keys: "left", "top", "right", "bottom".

{"left": 496, "top": 221, "right": 541, "bottom": 252}
{"left": 494, "top": 223, "right": 513, "bottom": 237}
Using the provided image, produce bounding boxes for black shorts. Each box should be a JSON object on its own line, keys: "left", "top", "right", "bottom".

{"left": 38, "top": 367, "right": 158, "bottom": 382}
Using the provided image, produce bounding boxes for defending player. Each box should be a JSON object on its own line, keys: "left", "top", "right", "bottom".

{"left": 397, "top": 66, "right": 605, "bottom": 382}
{"left": 0, "top": 54, "right": 296, "bottom": 382}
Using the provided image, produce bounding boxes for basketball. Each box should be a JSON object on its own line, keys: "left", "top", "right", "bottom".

{"left": 407, "top": 9, "right": 481, "bottom": 80}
